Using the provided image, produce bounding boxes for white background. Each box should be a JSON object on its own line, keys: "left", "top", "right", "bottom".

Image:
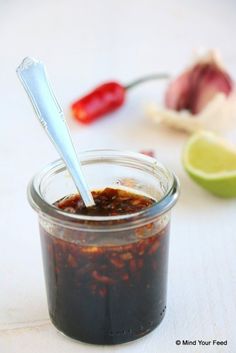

{"left": 1, "top": 0, "right": 236, "bottom": 352}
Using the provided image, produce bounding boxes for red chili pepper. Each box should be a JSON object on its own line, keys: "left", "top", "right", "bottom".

{"left": 71, "top": 73, "right": 169, "bottom": 124}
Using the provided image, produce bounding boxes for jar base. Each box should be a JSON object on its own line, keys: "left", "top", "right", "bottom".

{"left": 51, "top": 312, "right": 166, "bottom": 345}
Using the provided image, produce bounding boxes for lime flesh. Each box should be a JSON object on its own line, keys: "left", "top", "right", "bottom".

{"left": 183, "top": 131, "right": 236, "bottom": 197}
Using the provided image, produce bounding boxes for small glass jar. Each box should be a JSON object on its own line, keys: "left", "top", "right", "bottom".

{"left": 28, "top": 150, "right": 179, "bottom": 345}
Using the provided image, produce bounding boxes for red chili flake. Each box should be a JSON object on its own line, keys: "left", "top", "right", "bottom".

{"left": 140, "top": 150, "right": 155, "bottom": 158}
{"left": 120, "top": 252, "right": 133, "bottom": 261}
{"left": 148, "top": 239, "right": 160, "bottom": 255}
{"left": 110, "top": 257, "right": 125, "bottom": 269}
{"left": 98, "top": 287, "right": 107, "bottom": 298}
{"left": 121, "top": 273, "right": 129, "bottom": 281}
{"left": 137, "top": 259, "right": 144, "bottom": 269}
{"left": 137, "top": 242, "right": 146, "bottom": 255}
{"left": 129, "top": 259, "right": 137, "bottom": 272}
{"left": 92, "top": 271, "right": 115, "bottom": 284}
{"left": 67, "top": 254, "right": 77, "bottom": 268}
{"left": 135, "top": 227, "right": 145, "bottom": 239}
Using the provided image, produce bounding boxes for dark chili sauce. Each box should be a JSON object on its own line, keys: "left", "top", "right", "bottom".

{"left": 40, "top": 188, "right": 169, "bottom": 344}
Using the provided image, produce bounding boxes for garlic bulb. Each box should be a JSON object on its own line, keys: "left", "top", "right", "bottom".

{"left": 147, "top": 51, "right": 236, "bottom": 133}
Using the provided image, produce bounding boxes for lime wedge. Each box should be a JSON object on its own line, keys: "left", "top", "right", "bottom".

{"left": 183, "top": 131, "right": 236, "bottom": 197}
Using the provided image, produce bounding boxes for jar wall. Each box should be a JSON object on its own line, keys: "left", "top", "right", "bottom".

{"left": 39, "top": 214, "right": 171, "bottom": 344}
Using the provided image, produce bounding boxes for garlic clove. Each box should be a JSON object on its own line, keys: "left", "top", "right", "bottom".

{"left": 165, "top": 51, "right": 233, "bottom": 115}
{"left": 190, "top": 63, "right": 233, "bottom": 114}
{"left": 147, "top": 51, "right": 236, "bottom": 133}
{"left": 165, "top": 69, "right": 191, "bottom": 112}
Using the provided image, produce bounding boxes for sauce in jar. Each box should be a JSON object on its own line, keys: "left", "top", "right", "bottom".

{"left": 40, "top": 188, "right": 169, "bottom": 344}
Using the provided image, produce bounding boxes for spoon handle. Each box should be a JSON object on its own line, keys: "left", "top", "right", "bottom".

{"left": 17, "top": 57, "right": 95, "bottom": 207}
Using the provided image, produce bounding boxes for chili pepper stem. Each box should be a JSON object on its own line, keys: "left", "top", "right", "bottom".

{"left": 125, "top": 73, "right": 170, "bottom": 90}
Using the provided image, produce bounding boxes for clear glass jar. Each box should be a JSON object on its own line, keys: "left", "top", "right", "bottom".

{"left": 28, "top": 150, "right": 179, "bottom": 345}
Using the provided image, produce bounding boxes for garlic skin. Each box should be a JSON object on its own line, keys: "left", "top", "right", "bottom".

{"left": 147, "top": 51, "right": 236, "bottom": 133}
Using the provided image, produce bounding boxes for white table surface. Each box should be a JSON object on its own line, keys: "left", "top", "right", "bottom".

{"left": 1, "top": 0, "right": 236, "bottom": 352}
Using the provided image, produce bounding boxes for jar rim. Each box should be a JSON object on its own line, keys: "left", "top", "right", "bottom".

{"left": 28, "top": 149, "right": 179, "bottom": 229}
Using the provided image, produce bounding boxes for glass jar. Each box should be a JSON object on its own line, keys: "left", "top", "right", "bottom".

{"left": 28, "top": 150, "right": 179, "bottom": 345}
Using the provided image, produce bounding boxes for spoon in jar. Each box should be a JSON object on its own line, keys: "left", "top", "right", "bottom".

{"left": 16, "top": 57, "right": 95, "bottom": 207}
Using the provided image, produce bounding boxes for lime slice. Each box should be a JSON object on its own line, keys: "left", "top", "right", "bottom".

{"left": 183, "top": 131, "right": 236, "bottom": 197}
